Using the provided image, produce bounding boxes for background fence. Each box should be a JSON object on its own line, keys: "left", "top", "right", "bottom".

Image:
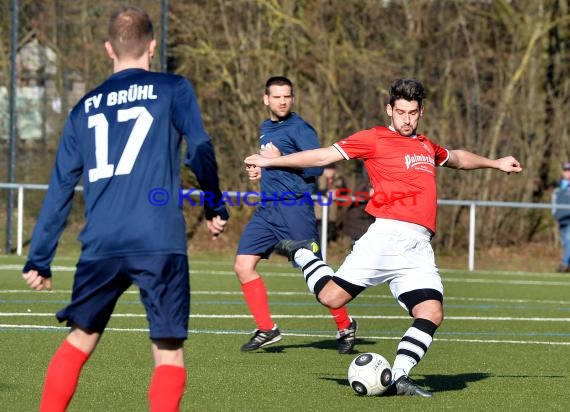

{"left": 2, "top": 182, "right": 568, "bottom": 271}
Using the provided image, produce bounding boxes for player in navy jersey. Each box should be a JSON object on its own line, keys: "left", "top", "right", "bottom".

{"left": 235, "top": 76, "right": 357, "bottom": 353}
{"left": 21, "top": 6, "right": 228, "bottom": 412}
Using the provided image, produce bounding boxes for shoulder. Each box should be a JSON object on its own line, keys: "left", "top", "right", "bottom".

{"left": 346, "top": 127, "right": 380, "bottom": 141}
{"left": 289, "top": 114, "right": 318, "bottom": 136}
{"left": 417, "top": 132, "right": 440, "bottom": 146}
{"left": 130, "top": 71, "right": 194, "bottom": 94}
{"left": 148, "top": 72, "right": 194, "bottom": 92}
{"left": 373, "top": 126, "right": 396, "bottom": 137}
{"left": 290, "top": 112, "right": 309, "bottom": 123}
{"left": 290, "top": 113, "right": 314, "bottom": 128}
{"left": 139, "top": 70, "right": 186, "bottom": 83}
{"left": 417, "top": 133, "right": 435, "bottom": 143}
{"left": 260, "top": 118, "right": 273, "bottom": 131}
{"left": 418, "top": 133, "right": 447, "bottom": 151}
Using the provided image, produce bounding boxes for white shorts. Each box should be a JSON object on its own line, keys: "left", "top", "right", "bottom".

{"left": 334, "top": 218, "right": 443, "bottom": 302}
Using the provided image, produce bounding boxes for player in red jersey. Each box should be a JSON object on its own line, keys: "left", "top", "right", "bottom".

{"left": 245, "top": 78, "right": 522, "bottom": 397}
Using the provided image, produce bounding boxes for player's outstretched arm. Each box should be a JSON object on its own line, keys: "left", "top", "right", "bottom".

{"left": 493, "top": 156, "right": 523, "bottom": 173}
{"left": 22, "top": 270, "right": 53, "bottom": 291}
{"left": 245, "top": 146, "right": 343, "bottom": 169}
{"left": 446, "top": 149, "right": 523, "bottom": 173}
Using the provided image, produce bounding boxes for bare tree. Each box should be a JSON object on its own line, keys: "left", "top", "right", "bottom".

{"left": 3, "top": 0, "right": 569, "bottom": 251}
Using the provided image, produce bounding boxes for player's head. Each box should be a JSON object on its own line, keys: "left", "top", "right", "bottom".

{"left": 263, "top": 76, "right": 294, "bottom": 121}
{"left": 386, "top": 78, "right": 426, "bottom": 137}
{"left": 107, "top": 6, "right": 154, "bottom": 60}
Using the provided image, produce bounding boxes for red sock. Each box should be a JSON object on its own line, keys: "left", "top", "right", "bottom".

{"left": 40, "top": 340, "right": 90, "bottom": 412}
{"left": 148, "top": 365, "right": 186, "bottom": 412}
{"left": 329, "top": 307, "right": 351, "bottom": 330}
{"left": 241, "top": 277, "right": 274, "bottom": 330}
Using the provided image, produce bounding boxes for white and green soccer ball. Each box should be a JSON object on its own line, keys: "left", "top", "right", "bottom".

{"left": 347, "top": 352, "right": 392, "bottom": 396}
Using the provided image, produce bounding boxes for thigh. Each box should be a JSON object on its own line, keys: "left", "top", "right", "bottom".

{"left": 236, "top": 208, "right": 279, "bottom": 257}
{"left": 56, "top": 258, "right": 131, "bottom": 333}
{"left": 274, "top": 204, "right": 323, "bottom": 262}
{"left": 126, "top": 254, "right": 190, "bottom": 340}
{"left": 388, "top": 236, "right": 443, "bottom": 309}
{"left": 236, "top": 204, "right": 319, "bottom": 257}
{"left": 334, "top": 221, "right": 405, "bottom": 287}
{"left": 335, "top": 220, "right": 442, "bottom": 295}
{"left": 276, "top": 203, "right": 319, "bottom": 241}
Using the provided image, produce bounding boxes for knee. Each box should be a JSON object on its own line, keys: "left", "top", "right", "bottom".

{"left": 430, "top": 312, "right": 444, "bottom": 327}
{"left": 424, "top": 311, "right": 443, "bottom": 327}
{"left": 233, "top": 259, "right": 245, "bottom": 276}
{"left": 316, "top": 290, "right": 347, "bottom": 309}
{"left": 152, "top": 339, "right": 184, "bottom": 367}
{"left": 68, "top": 325, "right": 100, "bottom": 354}
{"left": 413, "top": 304, "right": 444, "bottom": 327}
{"left": 233, "top": 260, "right": 257, "bottom": 283}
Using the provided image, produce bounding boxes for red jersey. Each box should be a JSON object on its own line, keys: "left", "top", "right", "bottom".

{"left": 333, "top": 126, "right": 449, "bottom": 233}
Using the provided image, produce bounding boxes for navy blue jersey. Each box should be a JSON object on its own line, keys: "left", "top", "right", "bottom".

{"left": 24, "top": 68, "right": 228, "bottom": 276}
{"left": 259, "top": 113, "right": 323, "bottom": 199}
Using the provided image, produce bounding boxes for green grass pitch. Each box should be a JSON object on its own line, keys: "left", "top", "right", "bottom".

{"left": 1, "top": 253, "right": 569, "bottom": 411}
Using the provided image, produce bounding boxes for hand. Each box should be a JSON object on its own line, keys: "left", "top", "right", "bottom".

{"left": 22, "top": 270, "right": 52, "bottom": 291}
{"left": 260, "top": 142, "right": 281, "bottom": 158}
{"left": 246, "top": 164, "right": 261, "bottom": 181}
{"left": 497, "top": 156, "right": 523, "bottom": 174}
{"left": 244, "top": 154, "right": 271, "bottom": 168}
{"left": 207, "top": 215, "right": 227, "bottom": 240}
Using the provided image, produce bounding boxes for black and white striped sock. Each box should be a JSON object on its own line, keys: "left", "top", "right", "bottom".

{"left": 294, "top": 249, "right": 334, "bottom": 294}
{"left": 391, "top": 318, "right": 438, "bottom": 381}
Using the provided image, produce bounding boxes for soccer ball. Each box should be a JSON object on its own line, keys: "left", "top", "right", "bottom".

{"left": 347, "top": 352, "right": 392, "bottom": 396}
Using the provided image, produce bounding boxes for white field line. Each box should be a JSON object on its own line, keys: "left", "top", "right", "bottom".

{"left": 1, "top": 323, "right": 569, "bottom": 346}
{"left": 444, "top": 277, "right": 570, "bottom": 286}
{"left": 3, "top": 264, "right": 570, "bottom": 285}
{"left": 5, "top": 262, "right": 570, "bottom": 277}
{"left": 1, "top": 288, "right": 570, "bottom": 306}
{"left": 3, "top": 260, "right": 564, "bottom": 274}
{"left": 1, "top": 312, "right": 570, "bottom": 322}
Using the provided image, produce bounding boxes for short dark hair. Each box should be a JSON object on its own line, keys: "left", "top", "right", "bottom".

{"left": 108, "top": 6, "right": 154, "bottom": 59}
{"left": 389, "top": 78, "right": 426, "bottom": 107}
{"left": 265, "top": 76, "right": 293, "bottom": 96}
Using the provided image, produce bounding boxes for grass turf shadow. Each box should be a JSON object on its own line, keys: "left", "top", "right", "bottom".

{"left": 320, "top": 372, "right": 492, "bottom": 395}
{"left": 250, "top": 336, "right": 378, "bottom": 354}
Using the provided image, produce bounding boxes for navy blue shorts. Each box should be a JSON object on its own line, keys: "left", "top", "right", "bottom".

{"left": 237, "top": 202, "right": 320, "bottom": 258}
{"left": 56, "top": 254, "right": 190, "bottom": 340}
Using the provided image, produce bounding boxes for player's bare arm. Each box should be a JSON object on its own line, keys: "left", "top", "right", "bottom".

{"left": 445, "top": 149, "right": 523, "bottom": 173}
{"left": 245, "top": 145, "right": 343, "bottom": 169}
